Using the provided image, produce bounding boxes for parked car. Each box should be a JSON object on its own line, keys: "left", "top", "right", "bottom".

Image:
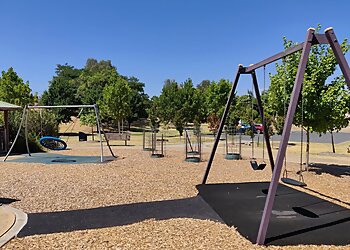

{"left": 254, "top": 124, "right": 264, "bottom": 134}
{"left": 237, "top": 124, "right": 258, "bottom": 134}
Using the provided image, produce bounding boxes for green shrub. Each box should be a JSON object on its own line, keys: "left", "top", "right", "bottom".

{"left": 8, "top": 109, "right": 59, "bottom": 153}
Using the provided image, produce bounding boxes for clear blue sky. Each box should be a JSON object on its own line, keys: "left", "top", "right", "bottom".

{"left": 0, "top": 0, "right": 349, "bottom": 98}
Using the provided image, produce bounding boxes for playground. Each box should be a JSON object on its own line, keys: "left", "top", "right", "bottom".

{"left": 0, "top": 125, "right": 349, "bottom": 249}
{"left": 0, "top": 27, "right": 349, "bottom": 249}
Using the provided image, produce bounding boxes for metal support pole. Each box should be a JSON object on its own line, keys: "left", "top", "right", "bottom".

{"left": 24, "top": 108, "right": 31, "bottom": 156}
{"left": 225, "top": 131, "right": 228, "bottom": 155}
{"left": 239, "top": 133, "right": 242, "bottom": 157}
{"left": 94, "top": 104, "right": 104, "bottom": 163}
{"left": 325, "top": 28, "right": 350, "bottom": 88}
{"left": 185, "top": 130, "right": 188, "bottom": 159}
{"left": 143, "top": 129, "right": 145, "bottom": 150}
{"left": 100, "top": 125, "right": 117, "bottom": 158}
{"left": 251, "top": 71, "right": 275, "bottom": 171}
{"left": 4, "top": 107, "right": 26, "bottom": 162}
{"left": 199, "top": 132, "right": 202, "bottom": 162}
{"left": 256, "top": 28, "right": 315, "bottom": 245}
{"left": 202, "top": 65, "right": 242, "bottom": 184}
{"left": 4, "top": 111, "right": 9, "bottom": 152}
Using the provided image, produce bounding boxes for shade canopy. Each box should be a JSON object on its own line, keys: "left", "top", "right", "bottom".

{"left": 0, "top": 101, "right": 21, "bottom": 111}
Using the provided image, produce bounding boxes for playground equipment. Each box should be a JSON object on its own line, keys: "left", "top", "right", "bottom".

{"left": 143, "top": 128, "right": 154, "bottom": 151}
{"left": 37, "top": 107, "right": 84, "bottom": 151}
{"left": 150, "top": 132, "right": 166, "bottom": 158}
{"left": 200, "top": 27, "right": 350, "bottom": 245}
{"left": 4, "top": 104, "right": 116, "bottom": 163}
{"left": 185, "top": 128, "right": 202, "bottom": 162}
{"left": 224, "top": 125, "right": 241, "bottom": 160}
{"left": 281, "top": 69, "right": 307, "bottom": 187}
{"left": 39, "top": 136, "right": 67, "bottom": 150}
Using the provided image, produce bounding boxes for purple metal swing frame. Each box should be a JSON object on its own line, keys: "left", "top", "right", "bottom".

{"left": 200, "top": 27, "right": 350, "bottom": 245}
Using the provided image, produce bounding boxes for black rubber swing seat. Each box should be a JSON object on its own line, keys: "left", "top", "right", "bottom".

{"left": 281, "top": 177, "right": 307, "bottom": 187}
{"left": 250, "top": 160, "right": 266, "bottom": 170}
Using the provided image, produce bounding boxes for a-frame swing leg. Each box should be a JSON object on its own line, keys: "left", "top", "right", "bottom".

{"left": 256, "top": 28, "right": 315, "bottom": 245}
{"left": 100, "top": 125, "right": 118, "bottom": 159}
{"left": 325, "top": 28, "right": 350, "bottom": 88}
{"left": 202, "top": 65, "right": 242, "bottom": 184}
{"left": 251, "top": 71, "right": 275, "bottom": 171}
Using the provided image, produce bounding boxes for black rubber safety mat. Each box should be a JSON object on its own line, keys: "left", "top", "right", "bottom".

{"left": 196, "top": 182, "right": 350, "bottom": 246}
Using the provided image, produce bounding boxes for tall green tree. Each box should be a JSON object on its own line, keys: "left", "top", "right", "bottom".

{"left": 147, "top": 96, "right": 161, "bottom": 130}
{"left": 0, "top": 67, "right": 36, "bottom": 106}
{"left": 99, "top": 77, "right": 132, "bottom": 133}
{"left": 319, "top": 76, "right": 350, "bottom": 152}
{"left": 157, "top": 78, "right": 204, "bottom": 135}
{"left": 268, "top": 25, "right": 350, "bottom": 163}
{"left": 204, "top": 79, "right": 234, "bottom": 131}
{"left": 77, "top": 58, "right": 118, "bottom": 105}
{"left": 158, "top": 79, "right": 181, "bottom": 125}
{"left": 41, "top": 64, "right": 82, "bottom": 123}
{"left": 125, "top": 76, "right": 150, "bottom": 128}
{"left": 179, "top": 78, "right": 203, "bottom": 124}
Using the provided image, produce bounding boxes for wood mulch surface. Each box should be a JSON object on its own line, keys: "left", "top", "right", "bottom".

{"left": 0, "top": 140, "right": 349, "bottom": 249}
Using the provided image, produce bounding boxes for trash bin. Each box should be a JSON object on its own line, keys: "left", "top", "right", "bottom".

{"left": 79, "top": 132, "right": 87, "bottom": 141}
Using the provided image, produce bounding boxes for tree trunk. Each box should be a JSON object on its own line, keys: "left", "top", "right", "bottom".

{"left": 306, "top": 129, "right": 310, "bottom": 171}
{"left": 92, "top": 126, "right": 94, "bottom": 141}
{"left": 118, "top": 120, "right": 121, "bottom": 134}
{"left": 330, "top": 131, "right": 336, "bottom": 153}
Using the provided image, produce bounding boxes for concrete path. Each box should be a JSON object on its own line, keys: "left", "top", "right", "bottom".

{"left": 0, "top": 205, "right": 27, "bottom": 248}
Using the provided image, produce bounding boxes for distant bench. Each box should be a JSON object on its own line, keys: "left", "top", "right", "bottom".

{"left": 105, "top": 132, "right": 131, "bottom": 146}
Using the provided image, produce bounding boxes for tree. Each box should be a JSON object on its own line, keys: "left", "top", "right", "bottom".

{"left": 99, "top": 77, "right": 132, "bottom": 133}
{"left": 158, "top": 79, "right": 181, "bottom": 125}
{"left": 319, "top": 76, "right": 350, "bottom": 152}
{"left": 268, "top": 24, "right": 350, "bottom": 165}
{"left": 80, "top": 112, "right": 97, "bottom": 141}
{"left": 0, "top": 68, "right": 56, "bottom": 153}
{"left": 204, "top": 79, "right": 234, "bottom": 132}
{"left": 147, "top": 96, "right": 161, "bottom": 130}
{"left": 0, "top": 67, "right": 36, "bottom": 106}
{"left": 231, "top": 93, "right": 258, "bottom": 127}
{"left": 125, "top": 77, "right": 150, "bottom": 128}
{"left": 196, "top": 80, "right": 211, "bottom": 92}
{"left": 77, "top": 58, "right": 118, "bottom": 105}
{"left": 157, "top": 78, "right": 204, "bottom": 135}
{"left": 178, "top": 78, "right": 204, "bottom": 124}
{"left": 40, "top": 64, "right": 82, "bottom": 123}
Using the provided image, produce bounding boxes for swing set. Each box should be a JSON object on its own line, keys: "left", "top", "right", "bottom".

{"left": 200, "top": 27, "right": 350, "bottom": 245}
{"left": 4, "top": 104, "right": 116, "bottom": 163}
{"left": 249, "top": 67, "right": 267, "bottom": 170}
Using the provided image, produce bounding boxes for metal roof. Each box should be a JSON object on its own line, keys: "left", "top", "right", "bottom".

{"left": 0, "top": 101, "right": 22, "bottom": 111}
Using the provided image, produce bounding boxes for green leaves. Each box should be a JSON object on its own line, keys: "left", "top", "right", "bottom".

{"left": 99, "top": 76, "right": 132, "bottom": 130}
{"left": 40, "top": 64, "right": 82, "bottom": 123}
{"left": 0, "top": 67, "right": 35, "bottom": 106}
{"left": 268, "top": 25, "right": 350, "bottom": 135}
{"left": 156, "top": 78, "right": 205, "bottom": 135}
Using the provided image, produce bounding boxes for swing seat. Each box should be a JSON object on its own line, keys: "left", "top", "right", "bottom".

{"left": 40, "top": 136, "right": 67, "bottom": 150}
{"left": 250, "top": 160, "right": 266, "bottom": 170}
{"left": 281, "top": 177, "right": 307, "bottom": 187}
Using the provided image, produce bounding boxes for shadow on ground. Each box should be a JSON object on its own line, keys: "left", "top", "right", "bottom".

{"left": 19, "top": 196, "right": 222, "bottom": 237}
{"left": 0, "top": 197, "right": 20, "bottom": 205}
{"left": 308, "top": 163, "right": 350, "bottom": 178}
